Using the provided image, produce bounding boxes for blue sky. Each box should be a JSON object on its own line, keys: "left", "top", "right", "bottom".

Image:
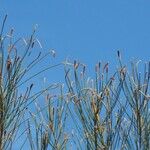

{"left": 1, "top": 0, "right": 150, "bottom": 66}
{"left": 0, "top": 0, "right": 150, "bottom": 149}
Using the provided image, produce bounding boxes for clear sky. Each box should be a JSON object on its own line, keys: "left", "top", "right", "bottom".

{"left": 1, "top": 0, "right": 150, "bottom": 65}
{"left": 0, "top": 0, "right": 150, "bottom": 149}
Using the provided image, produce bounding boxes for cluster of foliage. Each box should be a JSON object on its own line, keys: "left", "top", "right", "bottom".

{"left": 0, "top": 16, "right": 149, "bottom": 150}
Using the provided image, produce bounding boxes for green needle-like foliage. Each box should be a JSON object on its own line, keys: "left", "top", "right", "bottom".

{"left": 0, "top": 15, "right": 149, "bottom": 150}
{"left": 64, "top": 60, "right": 124, "bottom": 150}
{"left": 27, "top": 84, "right": 69, "bottom": 150}
{"left": 118, "top": 55, "right": 150, "bottom": 150}
{"left": 63, "top": 53, "right": 149, "bottom": 150}
{"left": 0, "top": 15, "right": 61, "bottom": 150}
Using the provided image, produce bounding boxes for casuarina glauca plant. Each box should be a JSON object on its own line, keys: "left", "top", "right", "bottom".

{"left": 0, "top": 15, "right": 61, "bottom": 150}
{"left": 27, "top": 84, "right": 69, "bottom": 150}
{"left": 63, "top": 53, "right": 149, "bottom": 150}
{"left": 64, "top": 59, "right": 123, "bottom": 150}
{"left": 0, "top": 15, "right": 149, "bottom": 150}
{"left": 117, "top": 52, "right": 150, "bottom": 150}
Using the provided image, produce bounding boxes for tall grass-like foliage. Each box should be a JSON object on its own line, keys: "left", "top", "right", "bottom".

{"left": 0, "top": 15, "right": 61, "bottom": 150}
{"left": 63, "top": 54, "right": 149, "bottom": 150}
{"left": 0, "top": 15, "right": 149, "bottom": 150}
{"left": 64, "top": 60, "right": 124, "bottom": 150}
{"left": 27, "top": 84, "right": 69, "bottom": 150}
{"left": 117, "top": 53, "right": 150, "bottom": 150}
